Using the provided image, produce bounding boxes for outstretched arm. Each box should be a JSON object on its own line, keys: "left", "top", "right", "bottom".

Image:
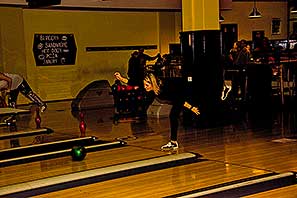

{"left": 183, "top": 101, "right": 200, "bottom": 115}
{"left": 114, "top": 72, "right": 128, "bottom": 84}
{"left": 145, "top": 53, "right": 161, "bottom": 61}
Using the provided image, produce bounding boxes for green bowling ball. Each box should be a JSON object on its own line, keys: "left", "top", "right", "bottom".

{"left": 71, "top": 146, "right": 87, "bottom": 161}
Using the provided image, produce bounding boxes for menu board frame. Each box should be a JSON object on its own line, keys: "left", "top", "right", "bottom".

{"left": 33, "top": 33, "right": 77, "bottom": 66}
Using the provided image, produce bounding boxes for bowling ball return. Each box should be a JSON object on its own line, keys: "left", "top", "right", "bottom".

{"left": 111, "top": 80, "right": 153, "bottom": 123}
{"left": 71, "top": 80, "right": 114, "bottom": 111}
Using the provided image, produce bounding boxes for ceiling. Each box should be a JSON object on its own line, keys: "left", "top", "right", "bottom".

{"left": 0, "top": 0, "right": 181, "bottom": 9}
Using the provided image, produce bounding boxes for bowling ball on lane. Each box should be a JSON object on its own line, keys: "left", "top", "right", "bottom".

{"left": 71, "top": 146, "right": 87, "bottom": 161}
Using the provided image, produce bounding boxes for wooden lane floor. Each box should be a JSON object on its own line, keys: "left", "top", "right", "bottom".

{"left": 29, "top": 159, "right": 273, "bottom": 198}
{"left": 0, "top": 146, "right": 168, "bottom": 188}
{"left": 243, "top": 184, "right": 297, "bottom": 198}
{"left": 0, "top": 114, "right": 77, "bottom": 151}
{"left": 0, "top": 100, "right": 297, "bottom": 197}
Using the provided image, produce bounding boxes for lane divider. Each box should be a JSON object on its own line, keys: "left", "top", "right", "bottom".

{"left": 0, "top": 152, "right": 201, "bottom": 197}
{"left": 166, "top": 172, "right": 296, "bottom": 198}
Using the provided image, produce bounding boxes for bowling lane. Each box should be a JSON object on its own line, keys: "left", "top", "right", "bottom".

{"left": 1, "top": 98, "right": 297, "bottom": 197}
{"left": 243, "top": 184, "right": 297, "bottom": 198}
{"left": 30, "top": 159, "right": 273, "bottom": 198}
{"left": 0, "top": 145, "right": 167, "bottom": 188}
{"left": 0, "top": 101, "right": 113, "bottom": 150}
{"left": 1, "top": 100, "right": 170, "bottom": 151}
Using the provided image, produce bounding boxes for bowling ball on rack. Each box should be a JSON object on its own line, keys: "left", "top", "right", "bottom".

{"left": 71, "top": 146, "right": 87, "bottom": 161}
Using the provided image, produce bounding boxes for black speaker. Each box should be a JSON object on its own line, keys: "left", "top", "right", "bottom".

{"left": 180, "top": 30, "right": 223, "bottom": 104}
{"left": 26, "top": 0, "right": 61, "bottom": 7}
{"left": 180, "top": 30, "right": 224, "bottom": 127}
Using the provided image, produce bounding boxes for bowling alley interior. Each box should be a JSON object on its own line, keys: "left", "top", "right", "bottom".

{"left": 1, "top": 0, "right": 297, "bottom": 197}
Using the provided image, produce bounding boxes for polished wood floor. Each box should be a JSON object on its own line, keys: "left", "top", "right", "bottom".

{"left": 0, "top": 98, "right": 297, "bottom": 197}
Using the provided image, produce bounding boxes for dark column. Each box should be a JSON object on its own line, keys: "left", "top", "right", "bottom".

{"left": 180, "top": 30, "right": 224, "bottom": 127}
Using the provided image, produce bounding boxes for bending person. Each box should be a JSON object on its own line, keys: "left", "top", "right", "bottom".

{"left": 114, "top": 71, "right": 200, "bottom": 151}
{"left": 0, "top": 72, "right": 47, "bottom": 112}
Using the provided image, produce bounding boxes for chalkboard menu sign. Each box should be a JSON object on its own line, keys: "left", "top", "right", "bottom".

{"left": 33, "top": 34, "right": 77, "bottom": 66}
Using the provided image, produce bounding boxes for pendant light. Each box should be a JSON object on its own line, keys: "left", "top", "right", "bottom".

{"left": 248, "top": 0, "right": 262, "bottom": 19}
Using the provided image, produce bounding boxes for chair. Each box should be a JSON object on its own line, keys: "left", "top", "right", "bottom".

{"left": 0, "top": 89, "right": 8, "bottom": 108}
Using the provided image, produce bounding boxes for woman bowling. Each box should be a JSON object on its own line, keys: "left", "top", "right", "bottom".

{"left": 114, "top": 71, "right": 200, "bottom": 151}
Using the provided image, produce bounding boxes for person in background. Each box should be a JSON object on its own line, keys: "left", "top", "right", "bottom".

{"left": 246, "top": 44, "right": 253, "bottom": 62}
{"left": 234, "top": 39, "right": 251, "bottom": 67}
{"left": 138, "top": 48, "right": 161, "bottom": 70}
{"left": 127, "top": 51, "right": 143, "bottom": 87}
{"left": 114, "top": 71, "right": 200, "bottom": 151}
{"left": 127, "top": 49, "right": 160, "bottom": 87}
{"left": 152, "top": 54, "right": 166, "bottom": 77}
{"left": 253, "top": 32, "right": 263, "bottom": 50}
{"left": 228, "top": 41, "right": 239, "bottom": 66}
{"left": 0, "top": 72, "right": 47, "bottom": 112}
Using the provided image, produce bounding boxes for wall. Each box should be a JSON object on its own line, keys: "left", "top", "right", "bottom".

{"left": 159, "top": 12, "right": 182, "bottom": 52}
{"left": 0, "top": 1, "right": 288, "bottom": 104}
{"left": 221, "top": 1, "right": 287, "bottom": 40}
{"left": 0, "top": 7, "right": 27, "bottom": 76}
{"left": 0, "top": 7, "right": 180, "bottom": 103}
{"left": 0, "top": 0, "right": 181, "bottom": 9}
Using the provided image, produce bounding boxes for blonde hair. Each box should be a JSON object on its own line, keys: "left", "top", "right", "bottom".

{"left": 145, "top": 73, "right": 160, "bottom": 95}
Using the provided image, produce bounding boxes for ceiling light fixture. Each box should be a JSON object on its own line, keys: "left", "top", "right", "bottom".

{"left": 248, "top": 0, "right": 262, "bottom": 19}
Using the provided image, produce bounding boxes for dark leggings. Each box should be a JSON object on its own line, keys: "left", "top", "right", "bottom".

{"left": 169, "top": 101, "right": 183, "bottom": 141}
{"left": 9, "top": 80, "right": 32, "bottom": 106}
{"left": 148, "top": 91, "right": 184, "bottom": 142}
